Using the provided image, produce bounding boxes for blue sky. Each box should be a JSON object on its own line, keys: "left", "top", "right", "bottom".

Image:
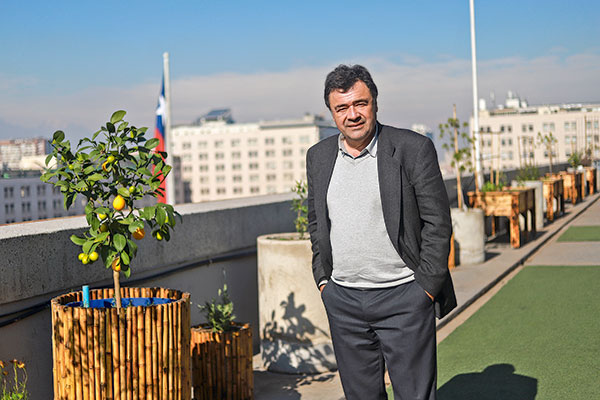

{"left": 1, "top": 1, "right": 599, "bottom": 140}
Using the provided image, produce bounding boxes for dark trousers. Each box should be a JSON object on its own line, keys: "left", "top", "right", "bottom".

{"left": 321, "top": 280, "right": 437, "bottom": 400}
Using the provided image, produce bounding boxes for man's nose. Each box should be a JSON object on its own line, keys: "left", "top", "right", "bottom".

{"left": 347, "top": 106, "right": 360, "bottom": 120}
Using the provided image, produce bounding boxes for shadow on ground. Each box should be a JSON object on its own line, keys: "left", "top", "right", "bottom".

{"left": 438, "top": 364, "right": 537, "bottom": 400}
{"left": 254, "top": 371, "right": 339, "bottom": 400}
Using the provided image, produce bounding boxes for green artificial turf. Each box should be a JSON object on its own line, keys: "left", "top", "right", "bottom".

{"left": 557, "top": 225, "right": 600, "bottom": 242}
{"left": 387, "top": 266, "right": 600, "bottom": 400}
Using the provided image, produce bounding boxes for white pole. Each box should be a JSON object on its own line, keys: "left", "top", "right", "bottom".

{"left": 470, "top": 0, "right": 483, "bottom": 190}
{"left": 163, "top": 52, "right": 175, "bottom": 204}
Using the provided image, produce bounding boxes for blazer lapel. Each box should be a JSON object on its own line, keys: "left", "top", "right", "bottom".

{"left": 377, "top": 126, "right": 402, "bottom": 255}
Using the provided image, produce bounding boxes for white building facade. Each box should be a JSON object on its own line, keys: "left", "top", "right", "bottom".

{"left": 0, "top": 138, "right": 50, "bottom": 170}
{"left": 473, "top": 99, "right": 600, "bottom": 172}
{"left": 171, "top": 112, "right": 337, "bottom": 203}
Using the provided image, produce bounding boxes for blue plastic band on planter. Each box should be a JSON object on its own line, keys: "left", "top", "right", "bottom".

{"left": 65, "top": 297, "right": 174, "bottom": 308}
{"left": 82, "top": 285, "right": 90, "bottom": 308}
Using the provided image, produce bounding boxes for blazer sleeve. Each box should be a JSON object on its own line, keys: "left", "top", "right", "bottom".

{"left": 306, "top": 148, "right": 328, "bottom": 288}
{"left": 410, "top": 138, "right": 452, "bottom": 298}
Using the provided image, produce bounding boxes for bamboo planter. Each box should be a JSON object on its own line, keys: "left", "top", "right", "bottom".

{"left": 51, "top": 287, "right": 191, "bottom": 400}
{"left": 191, "top": 324, "right": 253, "bottom": 400}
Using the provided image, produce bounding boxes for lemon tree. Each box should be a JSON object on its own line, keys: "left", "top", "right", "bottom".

{"left": 41, "top": 110, "right": 180, "bottom": 306}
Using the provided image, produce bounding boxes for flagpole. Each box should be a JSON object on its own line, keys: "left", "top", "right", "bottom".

{"left": 470, "top": 0, "right": 483, "bottom": 191}
{"left": 163, "top": 52, "right": 175, "bottom": 204}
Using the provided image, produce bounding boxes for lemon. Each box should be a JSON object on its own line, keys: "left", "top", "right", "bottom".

{"left": 113, "top": 195, "right": 125, "bottom": 211}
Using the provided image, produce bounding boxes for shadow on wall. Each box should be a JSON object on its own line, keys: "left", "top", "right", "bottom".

{"left": 261, "top": 292, "right": 336, "bottom": 373}
{"left": 438, "top": 364, "right": 537, "bottom": 400}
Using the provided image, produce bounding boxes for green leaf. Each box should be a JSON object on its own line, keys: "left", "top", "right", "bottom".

{"left": 122, "top": 267, "right": 131, "bottom": 278}
{"left": 128, "top": 221, "right": 144, "bottom": 233}
{"left": 139, "top": 167, "right": 152, "bottom": 176}
{"left": 45, "top": 153, "right": 54, "bottom": 166}
{"left": 117, "top": 187, "right": 130, "bottom": 198}
{"left": 95, "top": 231, "right": 110, "bottom": 243}
{"left": 145, "top": 138, "right": 160, "bottom": 149}
{"left": 83, "top": 239, "right": 95, "bottom": 254}
{"left": 143, "top": 206, "right": 156, "bottom": 220}
{"left": 107, "top": 122, "right": 115, "bottom": 133}
{"left": 156, "top": 207, "right": 167, "bottom": 225}
{"left": 74, "top": 181, "right": 87, "bottom": 190}
{"left": 53, "top": 130, "right": 65, "bottom": 143}
{"left": 70, "top": 235, "right": 86, "bottom": 246}
{"left": 121, "top": 251, "right": 130, "bottom": 265}
{"left": 126, "top": 239, "right": 138, "bottom": 256}
{"left": 83, "top": 165, "right": 96, "bottom": 174}
{"left": 162, "top": 165, "right": 172, "bottom": 177}
{"left": 110, "top": 110, "right": 126, "bottom": 124}
{"left": 114, "top": 233, "right": 126, "bottom": 252}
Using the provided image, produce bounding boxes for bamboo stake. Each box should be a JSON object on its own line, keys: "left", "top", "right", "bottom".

{"left": 152, "top": 306, "right": 159, "bottom": 400}
{"left": 111, "top": 308, "right": 121, "bottom": 400}
{"left": 175, "top": 301, "right": 182, "bottom": 400}
{"left": 168, "top": 303, "right": 174, "bottom": 400}
{"left": 119, "top": 309, "right": 127, "bottom": 400}
{"left": 74, "top": 307, "right": 83, "bottom": 400}
{"left": 66, "top": 307, "right": 75, "bottom": 400}
{"left": 126, "top": 306, "right": 133, "bottom": 400}
{"left": 162, "top": 305, "right": 169, "bottom": 400}
{"left": 80, "top": 307, "right": 90, "bottom": 400}
{"left": 100, "top": 307, "right": 108, "bottom": 399}
{"left": 138, "top": 304, "right": 146, "bottom": 400}
{"left": 93, "top": 308, "right": 101, "bottom": 400}
{"left": 145, "top": 306, "right": 153, "bottom": 397}
{"left": 452, "top": 105, "right": 464, "bottom": 209}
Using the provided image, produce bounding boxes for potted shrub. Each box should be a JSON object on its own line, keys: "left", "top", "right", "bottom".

{"left": 439, "top": 105, "right": 485, "bottom": 265}
{"left": 191, "top": 285, "right": 253, "bottom": 400}
{"left": 41, "top": 111, "right": 191, "bottom": 399}
{"left": 256, "top": 181, "right": 336, "bottom": 373}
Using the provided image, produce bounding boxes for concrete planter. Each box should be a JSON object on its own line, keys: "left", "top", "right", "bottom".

{"left": 512, "top": 180, "right": 544, "bottom": 230}
{"left": 450, "top": 208, "right": 485, "bottom": 265}
{"left": 256, "top": 233, "right": 336, "bottom": 373}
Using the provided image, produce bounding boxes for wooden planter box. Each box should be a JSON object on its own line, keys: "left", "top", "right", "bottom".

{"left": 467, "top": 188, "right": 536, "bottom": 248}
{"left": 191, "top": 324, "right": 253, "bottom": 400}
{"left": 584, "top": 167, "right": 597, "bottom": 195}
{"left": 51, "top": 287, "right": 191, "bottom": 400}
{"left": 551, "top": 171, "right": 583, "bottom": 204}
{"left": 542, "top": 178, "right": 564, "bottom": 222}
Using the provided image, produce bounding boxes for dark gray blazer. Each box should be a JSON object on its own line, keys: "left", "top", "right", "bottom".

{"left": 306, "top": 123, "right": 457, "bottom": 318}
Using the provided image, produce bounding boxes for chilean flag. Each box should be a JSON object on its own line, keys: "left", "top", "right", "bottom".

{"left": 154, "top": 76, "right": 167, "bottom": 203}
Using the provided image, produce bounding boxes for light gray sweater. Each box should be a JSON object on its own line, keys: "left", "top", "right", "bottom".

{"left": 326, "top": 132, "right": 414, "bottom": 289}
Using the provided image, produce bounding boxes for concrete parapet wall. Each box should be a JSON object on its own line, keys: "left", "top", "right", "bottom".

{"left": 0, "top": 193, "right": 295, "bottom": 400}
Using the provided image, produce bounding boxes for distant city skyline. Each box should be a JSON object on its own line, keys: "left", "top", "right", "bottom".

{"left": 1, "top": 1, "right": 599, "bottom": 142}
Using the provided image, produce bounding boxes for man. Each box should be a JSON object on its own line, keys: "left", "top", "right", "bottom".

{"left": 306, "top": 64, "right": 456, "bottom": 400}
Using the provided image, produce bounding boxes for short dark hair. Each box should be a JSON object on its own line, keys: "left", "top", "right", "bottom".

{"left": 324, "top": 64, "right": 378, "bottom": 109}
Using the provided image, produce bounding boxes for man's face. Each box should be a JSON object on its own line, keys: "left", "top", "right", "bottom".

{"left": 328, "top": 80, "right": 377, "bottom": 144}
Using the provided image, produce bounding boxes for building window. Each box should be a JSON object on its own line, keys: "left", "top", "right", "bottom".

{"left": 249, "top": 163, "right": 259, "bottom": 170}
{"left": 183, "top": 154, "right": 192, "bottom": 161}
{"left": 594, "top": 135, "right": 599, "bottom": 143}
{"left": 594, "top": 121, "right": 599, "bottom": 130}
{"left": 282, "top": 137, "right": 292, "bottom": 144}
{"left": 37, "top": 185, "right": 46, "bottom": 196}
{"left": 266, "top": 162, "right": 276, "bottom": 170}
{"left": 198, "top": 153, "right": 208, "bottom": 160}
{"left": 508, "top": 138, "right": 513, "bottom": 146}
{"left": 231, "top": 152, "right": 241, "bottom": 159}
{"left": 570, "top": 122, "right": 576, "bottom": 130}
{"left": 53, "top": 186, "right": 61, "bottom": 195}
{"left": 201, "top": 188, "right": 210, "bottom": 195}
{"left": 507, "top": 125, "right": 512, "bottom": 133}
{"left": 233, "top": 175, "right": 242, "bottom": 182}
{"left": 250, "top": 175, "right": 259, "bottom": 182}
{"left": 215, "top": 152, "right": 225, "bottom": 159}
{"left": 508, "top": 151, "right": 513, "bottom": 160}
{"left": 283, "top": 161, "right": 293, "bottom": 169}
{"left": 182, "top": 142, "right": 191, "bottom": 149}
{"left": 501, "top": 139, "right": 506, "bottom": 146}
{"left": 587, "top": 121, "right": 592, "bottom": 130}
{"left": 214, "top": 140, "right": 224, "bottom": 148}
{"left": 232, "top": 163, "right": 242, "bottom": 170}
{"left": 183, "top": 166, "right": 192, "bottom": 172}
{"left": 282, "top": 149, "right": 293, "bottom": 156}
{"left": 265, "top": 150, "right": 275, "bottom": 157}
{"left": 217, "top": 188, "right": 226, "bottom": 195}
{"left": 248, "top": 151, "right": 258, "bottom": 158}
{"left": 4, "top": 187, "right": 14, "bottom": 198}
{"left": 522, "top": 124, "right": 527, "bottom": 133}
{"left": 199, "top": 176, "right": 209, "bottom": 183}
{"left": 266, "top": 186, "right": 277, "bottom": 194}
{"left": 564, "top": 122, "right": 570, "bottom": 131}
{"left": 300, "top": 136, "right": 310, "bottom": 144}
{"left": 300, "top": 148, "right": 307, "bottom": 156}
{"left": 283, "top": 173, "right": 294, "bottom": 181}
{"left": 21, "top": 186, "right": 30, "bottom": 198}
{"left": 216, "top": 176, "right": 225, "bottom": 183}
{"left": 233, "top": 187, "right": 243, "bottom": 194}
{"left": 250, "top": 187, "right": 260, "bottom": 193}
{"left": 231, "top": 139, "right": 240, "bottom": 147}
{"left": 529, "top": 125, "right": 534, "bottom": 132}
{"left": 247, "top": 138, "right": 258, "bottom": 146}
{"left": 266, "top": 174, "right": 276, "bottom": 181}
{"left": 265, "top": 138, "right": 275, "bottom": 145}
{"left": 199, "top": 165, "right": 209, "bottom": 172}
{"left": 198, "top": 141, "right": 207, "bottom": 148}
{"left": 216, "top": 164, "right": 225, "bottom": 171}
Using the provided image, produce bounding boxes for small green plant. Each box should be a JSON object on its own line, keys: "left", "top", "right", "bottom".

{"left": 516, "top": 164, "right": 541, "bottom": 185}
{"left": 537, "top": 132, "right": 558, "bottom": 173}
{"left": 291, "top": 180, "right": 308, "bottom": 239}
{"left": 1, "top": 360, "right": 28, "bottom": 400}
{"left": 198, "top": 285, "right": 235, "bottom": 332}
{"left": 568, "top": 151, "right": 583, "bottom": 169}
{"left": 439, "top": 105, "right": 474, "bottom": 209}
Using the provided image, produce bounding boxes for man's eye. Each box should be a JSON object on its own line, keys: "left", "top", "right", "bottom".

{"left": 336, "top": 107, "right": 347, "bottom": 113}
